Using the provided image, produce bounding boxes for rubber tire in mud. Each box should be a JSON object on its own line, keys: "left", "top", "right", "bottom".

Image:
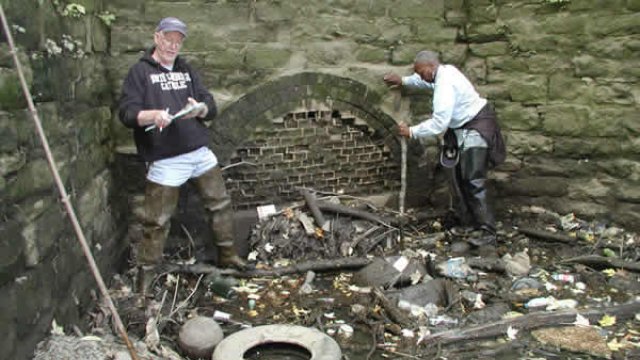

{"left": 211, "top": 324, "right": 342, "bottom": 360}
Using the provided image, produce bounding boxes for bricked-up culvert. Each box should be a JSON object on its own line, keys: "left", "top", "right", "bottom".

{"left": 210, "top": 72, "right": 403, "bottom": 208}
{"left": 226, "top": 107, "right": 399, "bottom": 208}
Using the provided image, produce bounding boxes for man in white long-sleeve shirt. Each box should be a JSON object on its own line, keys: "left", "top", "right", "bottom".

{"left": 384, "top": 50, "right": 506, "bottom": 244}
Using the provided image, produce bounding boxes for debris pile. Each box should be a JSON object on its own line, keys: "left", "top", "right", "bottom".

{"left": 32, "top": 197, "right": 640, "bottom": 359}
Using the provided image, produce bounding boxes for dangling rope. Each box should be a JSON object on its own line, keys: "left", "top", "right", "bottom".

{"left": 0, "top": 6, "right": 139, "bottom": 360}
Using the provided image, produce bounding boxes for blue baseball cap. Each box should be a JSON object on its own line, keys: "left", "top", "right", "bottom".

{"left": 156, "top": 17, "right": 187, "bottom": 37}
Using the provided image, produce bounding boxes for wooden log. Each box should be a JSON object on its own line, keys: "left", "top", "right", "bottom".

{"left": 419, "top": 301, "right": 640, "bottom": 347}
{"left": 372, "top": 286, "right": 413, "bottom": 328}
{"left": 562, "top": 255, "right": 640, "bottom": 272}
{"left": 317, "top": 202, "right": 396, "bottom": 227}
{"left": 301, "top": 189, "right": 328, "bottom": 230}
{"left": 161, "top": 257, "right": 373, "bottom": 278}
{"left": 518, "top": 227, "right": 575, "bottom": 244}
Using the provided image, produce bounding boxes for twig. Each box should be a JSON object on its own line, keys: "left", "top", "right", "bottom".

{"left": 163, "top": 257, "right": 373, "bottom": 278}
{"left": 317, "top": 202, "right": 398, "bottom": 228}
{"left": 366, "top": 326, "right": 377, "bottom": 360}
{"left": 167, "top": 274, "right": 204, "bottom": 319}
{"left": 180, "top": 224, "right": 196, "bottom": 260}
{"left": 518, "top": 227, "right": 574, "bottom": 243}
{"left": 0, "top": 5, "right": 138, "bottom": 359}
{"left": 351, "top": 226, "right": 381, "bottom": 249}
{"left": 419, "top": 301, "right": 640, "bottom": 347}
{"left": 221, "top": 161, "right": 257, "bottom": 171}
{"left": 562, "top": 255, "right": 640, "bottom": 272}
{"left": 372, "top": 287, "right": 412, "bottom": 328}
{"left": 170, "top": 275, "right": 180, "bottom": 316}
{"left": 382, "top": 349, "right": 420, "bottom": 359}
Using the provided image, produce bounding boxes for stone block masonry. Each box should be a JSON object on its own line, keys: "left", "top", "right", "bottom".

{"left": 0, "top": 0, "right": 639, "bottom": 358}
{"left": 226, "top": 108, "right": 400, "bottom": 208}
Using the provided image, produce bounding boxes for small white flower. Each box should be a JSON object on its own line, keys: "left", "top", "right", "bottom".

{"left": 506, "top": 326, "right": 518, "bottom": 341}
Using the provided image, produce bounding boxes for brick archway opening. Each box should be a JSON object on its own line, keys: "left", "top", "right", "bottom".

{"left": 211, "top": 72, "right": 401, "bottom": 208}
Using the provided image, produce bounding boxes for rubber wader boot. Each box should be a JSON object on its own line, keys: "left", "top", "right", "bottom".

{"left": 448, "top": 166, "right": 474, "bottom": 228}
{"left": 459, "top": 147, "right": 496, "bottom": 246}
{"left": 136, "top": 181, "right": 180, "bottom": 295}
{"left": 193, "top": 167, "right": 247, "bottom": 270}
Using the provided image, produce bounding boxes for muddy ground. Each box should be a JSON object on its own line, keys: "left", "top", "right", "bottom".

{"left": 34, "top": 200, "right": 640, "bottom": 360}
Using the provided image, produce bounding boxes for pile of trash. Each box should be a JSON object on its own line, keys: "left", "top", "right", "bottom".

{"left": 32, "top": 197, "right": 640, "bottom": 359}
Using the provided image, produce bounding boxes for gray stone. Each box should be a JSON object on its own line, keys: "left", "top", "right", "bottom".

{"left": 598, "top": 159, "right": 640, "bottom": 182}
{"left": 568, "top": 178, "right": 611, "bottom": 201}
{"left": 495, "top": 102, "right": 540, "bottom": 130}
{"left": 178, "top": 316, "right": 224, "bottom": 359}
{"left": 498, "top": 177, "right": 568, "bottom": 197}
{"left": 541, "top": 104, "right": 593, "bottom": 136}
{"left": 110, "top": 25, "right": 151, "bottom": 54}
{"left": 572, "top": 55, "right": 624, "bottom": 79}
{"left": 614, "top": 181, "right": 640, "bottom": 203}
{"left": 387, "top": 279, "right": 458, "bottom": 308}
{"left": 507, "top": 131, "right": 553, "bottom": 156}
{"left": 589, "top": 13, "right": 640, "bottom": 36}
{"left": 467, "top": 0, "right": 497, "bottom": 23}
{"left": 0, "top": 150, "right": 26, "bottom": 177}
{"left": 0, "top": 111, "right": 18, "bottom": 152}
{"left": 0, "top": 284, "right": 17, "bottom": 359}
{"left": 508, "top": 74, "right": 546, "bottom": 104}
{"left": 469, "top": 42, "right": 509, "bottom": 58}
{"left": 0, "top": 68, "right": 27, "bottom": 110}
{"left": 554, "top": 137, "right": 622, "bottom": 158}
{"left": 548, "top": 73, "right": 595, "bottom": 102}
{"left": 0, "top": 221, "right": 24, "bottom": 285}
{"left": 389, "top": 0, "right": 444, "bottom": 20}
{"left": 355, "top": 46, "right": 388, "bottom": 64}
{"left": 5, "top": 159, "right": 56, "bottom": 201}
{"left": 353, "top": 256, "right": 429, "bottom": 288}
{"left": 613, "top": 203, "right": 640, "bottom": 229}
{"left": 245, "top": 46, "right": 291, "bottom": 69}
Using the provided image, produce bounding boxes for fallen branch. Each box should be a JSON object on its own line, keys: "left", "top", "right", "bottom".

{"left": 562, "top": 255, "right": 640, "bottom": 272}
{"left": 318, "top": 201, "right": 397, "bottom": 227}
{"left": 301, "top": 189, "right": 327, "bottom": 230}
{"left": 162, "top": 257, "right": 373, "bottom": 278}
{"left": 372, "top": 286, "right": 413, "bottom": 328}
{"left": 518, "top": 227, "right": 575, "bottom": 244}
{"left": 419, "top": 301, "right": 640, "bottom": 347}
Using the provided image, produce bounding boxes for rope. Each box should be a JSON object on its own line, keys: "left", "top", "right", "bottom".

{"left": 0, "top": 6, "right": 139, "bottom": 359}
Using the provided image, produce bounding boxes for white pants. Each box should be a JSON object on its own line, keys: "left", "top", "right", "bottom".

{"left": 147, "top": 146, "right": 218, "bottom": 187}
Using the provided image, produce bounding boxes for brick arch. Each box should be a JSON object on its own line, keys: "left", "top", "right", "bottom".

{"left": 211, "top": 72, "right": 399, "bottom": 162}
{"left": 210, "top": 72, "right": 401, "bottom": 208}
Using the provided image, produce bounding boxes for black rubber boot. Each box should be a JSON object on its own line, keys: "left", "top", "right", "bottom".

{"left": 193, "top": 167, "right": 247, "bottom": 270}
{"left": 459, "top": 147, "right": 496, "bottom": 245}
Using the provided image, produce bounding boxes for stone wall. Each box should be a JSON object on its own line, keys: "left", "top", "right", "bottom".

{"left": 0, "top": 1, "right": 128, "bottom": 359}
{"left": 1, "top": 0, "right": 639, "bottom": 358}
{"left": 107, "top": 0, "right": 640, "bottom": 228}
